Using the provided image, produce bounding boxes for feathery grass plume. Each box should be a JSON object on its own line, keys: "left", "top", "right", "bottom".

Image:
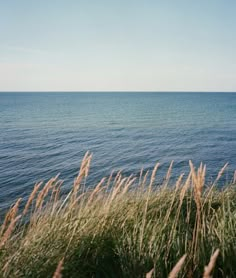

{"left": 163, "top": 160, "right": 174, "bottom": 188}
{"left": 72, "top": 173, "right": 83, "bottom": 199}
{"left": 189, "top": 161, "right": 206, "bottom": 208}
{"left": 149, "top": 162, "right": 160, "bottom": 188}
{"left": 49, "top": 189, "right": 62, "bottom": 217}
{"left": 203, "top": 249, "right": 220, "bottom": 278}
{"left": 121, "top": 176, "right": 136, "bottom": 195}
{"left": 79, "top": 151, "right": 89, "bottom": 173}
{"left": 175, "top": 173, "right": 185, "bottom": 190}
{"left": 86, "top": 177, "right": 106, "bottom": 206}
{"left": 106, "top": 170, "right": 114, "bottom": 188}
{"left": 113, "top": 170, "right": 121, "bottom": 184}
{"left": 23, "top": 182, "right": 42, "bottom": 215}
{"left": 80, "top": 152, "right": 92, "bottom": 181}
{"left": 233, "top": 170, "right": 236, "bottom": 184}
{"left": 109, "top": 176, "right": 128, "bottom": 203}
{"left": 72, "top": 152, "right": 92, "bottom": 199}
{"left": 139, "top": 167, "right": 144, "bottom": 185}
{"left": 35, "top": 176, "right": 58, "bottom": 210}
{"left": 113, "top": 170, "right": 122, "bottom": 185}
{"left": 180, "top": 172, "right": 191, "bottom": 201}
{"left": 0, "top": 215, "right": 21, "bottom": 249}
{"left": 102, "top": 171, "right": 113, "bottom": 195}
{"left": 214, "top": 163, "right": 228, "bottom": 185}
{"left": 189, "top": 160, "right": 198, "bottom": 186}
{"left": 50, "top": 180, "right": 63, "bottom": 203}
{"left": 53, "top": 258, "right": 64, "bottom": 278}
{"left": 146, "top": 268, "right": 154, "bottom": 278}
{"left": 9, "top": 198, "right": 22, "bottom": 219}
{"left": 140, "top": 170, "right": 149, "bottom": 193}
{"left": 1, "top": 198, "right": 22, "bottom": 236}
{"left": 168, "top": 254, "right": 187, "bottom": 278}
{"left": 84, "top": 153, "right": 92, "bottom": 178}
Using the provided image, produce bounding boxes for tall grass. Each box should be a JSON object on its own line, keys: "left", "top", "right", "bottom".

{"left": 0, "top": 152, "right": 235, "bottom": 277}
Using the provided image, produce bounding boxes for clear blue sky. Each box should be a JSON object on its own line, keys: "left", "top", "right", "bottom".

{"left": 0, "top": 0, "right": 236, "bottom": 91}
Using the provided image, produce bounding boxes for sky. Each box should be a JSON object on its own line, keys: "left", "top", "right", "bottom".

{"left": 0, "top": 0, "right": 236, "bottom": 92}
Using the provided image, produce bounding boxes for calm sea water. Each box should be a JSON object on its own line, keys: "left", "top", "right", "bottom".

{"left": 0, "top": 92, "right": 236, "bottom": 211}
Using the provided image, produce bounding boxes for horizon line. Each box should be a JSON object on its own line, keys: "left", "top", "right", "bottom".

{"left": 0, "top": 91, "right": 236, "bottom": 94}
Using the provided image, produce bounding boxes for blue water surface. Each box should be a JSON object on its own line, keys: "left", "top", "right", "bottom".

{"left": 0, "top": 92, "right": 235, "bottom": 210}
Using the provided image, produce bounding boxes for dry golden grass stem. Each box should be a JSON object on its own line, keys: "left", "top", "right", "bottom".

{"left": 69, "top": 192, "right": 87, "bottom": 209}
{"left": 109, "top": 176, "right": 128, "bottom": 203}
{"left": 79, "top": 151, "right": 89, "bottom": 172}
{"left": 35, "top": 175, "right": 59, "bottom": 210}
{"left": 80, "top": 152, "right": 92, "bottom": 179}
{"left": 139, "top": 167, "right": 144, "bottom": 186}
{"left": 72, "top": 152, "right": 92, "bottom": 199}
{"left": 72, "top": 174, "right": 83, "bottom": 197}
{"left": 203, "top": 249, "right": 220, "bottom": 278}
{"left": 189, "top": 161, "right": 206, "bottom": 208}
{"left": 106, "top": 170, "right": 114, "bottom": 189}
{"left": 140, "top": 170, "right": 149, "bottom": 191}
{"left": 121, "top": 176, "right": 136, "bottom": 195}
{"left": 0, "top": 215, "right": 21, "bottom": 249}
{"left": 86, "top": 177, "right": 106, "bottom": 206}
{"left": 53, "top": 258, "right": 64, "bottom": 278}
{"left": 168, "top": 254, "right": 187, "bottom": 278}
{"left": 175, "top": 173, "right": 185, "bottom": 190}
{"left": 113, "top": 170, "right": 122, "bottom": 185}
{"left": 165, "top": 173, "right": 191, "bottom": 258}
{"left": 164, "top": 174, "right": 185, "bottom": 225}
{"left": 214, "top": 163, "right": 228, "bottom": 184}
{"left": 10, "top": 198, "right": 22, "bottom": 218}
{"left": 84, "top": 153, "right": 92, "bottom": 178}
{"left": 179, "top": 172, "right": 191, "bottom": 201}
{"left": 0, "top": 154, "right": 227, "bottom": 277}
{"left": 1, "top": 198, "right": 22, "bottom": 235}
{"left": 23, "top": 182, "right": 42, "bottom": 215}
{"left": 164, "top": 160, "right": 174, "bottom": 188}
{"left": 149, "top": 163, "right": 160, "bottom": 188}
{"left": 139, "top": 164, "right": 159, "bottom": 252}
{"left": 50, "top": 180, "right": 63, "bottom": 203}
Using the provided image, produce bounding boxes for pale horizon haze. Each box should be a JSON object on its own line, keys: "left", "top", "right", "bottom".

{"left": 0, "top": 0, "right": 236, "bottom": 92}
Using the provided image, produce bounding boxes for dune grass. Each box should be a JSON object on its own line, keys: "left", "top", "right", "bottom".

{"left": 0, "top": 152, "right": 236, "bottom": 277}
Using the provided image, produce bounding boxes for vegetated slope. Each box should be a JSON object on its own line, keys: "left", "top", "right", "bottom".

{"left": 0, "top": 153, "right": 236, "bottom": 277}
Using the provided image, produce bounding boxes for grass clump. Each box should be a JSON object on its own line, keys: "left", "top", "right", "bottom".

{"left": 0, "top": 152, "right": 236, "bottom": 277}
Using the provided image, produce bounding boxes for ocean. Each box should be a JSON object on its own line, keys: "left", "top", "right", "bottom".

{"left": 0, "top": 92, "right": 235, "bottom": 211}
